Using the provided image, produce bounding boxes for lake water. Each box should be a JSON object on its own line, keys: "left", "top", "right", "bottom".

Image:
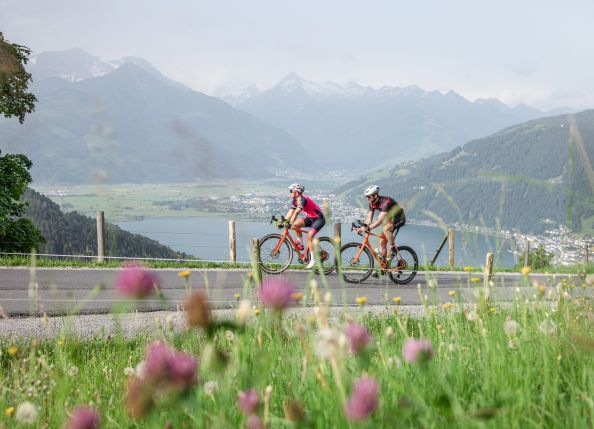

{"left": 117, "top": 216, "right": 519, "bottom": 267}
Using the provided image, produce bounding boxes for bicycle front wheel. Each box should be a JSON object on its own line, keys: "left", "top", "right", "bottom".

{"left": 258, "top": 234, "right": 293, "bottom": 274}
{"left": 389, "top": 245, "right": 418, "bottom": 284}
{"left": 338, "top": 242, "right": 374, "bottom": 283}
{"left": 311, "top": 237, "right": 337, "bottom": 275}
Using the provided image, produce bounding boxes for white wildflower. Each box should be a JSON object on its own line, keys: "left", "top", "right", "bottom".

{"left": 385, "top": 326, "right": 394, "bottom": 339}
{"left": 538, "top": 321, "right": 557, "bottom": 336}
{"left": 465, "top": 310, "right": 478, "bottom": 321}
{"left": 314, "top": 328, "right": 342, "bottom": 359}
{"left": 225, "top": 330, "right": 235, "bottom": 342}
{"left": 15, "top": 401, "right": 38, "bottom": 424}
{"left": 124, "top": 367, "right": 135, "bottom": 377}
{"left": 236, "top": 300, "right": 251, "bottom": 324}
{"left": 504, "top": 318, "right": 519, "bottom": 337}
{"left": 204, "top": 380, "right": 219, "bottom": 396}
{"left": 135, "top": 361, "right": 146, "bottom": 380}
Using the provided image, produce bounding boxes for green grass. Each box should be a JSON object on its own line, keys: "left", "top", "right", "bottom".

{"left": 2, "top": 255, "right": 593, "bottom": 275}
{"left": 31, "top": 181, "right": 287, "bottom": 221}
{"left": 2, "top": 279, "right": 594, "bottom": 428}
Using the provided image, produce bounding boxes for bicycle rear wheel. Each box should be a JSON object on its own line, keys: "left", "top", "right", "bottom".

{"left": 388, "top": 245, "right": 418, "bottom": 284}
{"left": 258, "top": 234, "right": 293, "bottom": 274}
{"left": 338, "top": 242, "right": 374, "bottom": 283}
{"left": 311, "top": 237, "right": 336, "bottom": 275}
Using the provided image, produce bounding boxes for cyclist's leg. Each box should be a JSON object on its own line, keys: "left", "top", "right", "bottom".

{"left": 382, "top": 221, "right": 395, "bottom": 255}
{"left": 379, "top": 234, "right": 388, "bottom": 259}
{"left": 293, "top": 218, "right": 306, "bottom": 247}
{"left": 306, "top": 216, "right": 325, "bottom": 268}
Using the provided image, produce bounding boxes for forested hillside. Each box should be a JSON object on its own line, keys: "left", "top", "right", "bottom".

{"left": 337, "top": 110, "right": 594, "bottom": 234}
{"left": 22, "top": 189, "right": 190, "bottom": 259}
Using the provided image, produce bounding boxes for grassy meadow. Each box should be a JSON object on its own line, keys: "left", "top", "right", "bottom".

{"left": 2, "top": 267, "right": 594, "bottom": 428}
{"left": 32, "top": 181, "right": 287, "bottom": 222}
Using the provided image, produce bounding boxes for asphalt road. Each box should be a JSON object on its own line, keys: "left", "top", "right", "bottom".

{"left": 0, "top": 267, "right": 587, "bottom": 316}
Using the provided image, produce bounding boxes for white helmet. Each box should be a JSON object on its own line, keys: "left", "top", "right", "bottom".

{"left": 364, "top": 185, "right": 379, "bottom": 197}
{"left": 289, "top": 183, "right": 305, "bottom": 193}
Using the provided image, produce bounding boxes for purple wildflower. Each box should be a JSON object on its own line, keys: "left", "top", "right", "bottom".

{"left": 238, "top": 389, "right": 260, "bottom": 415}
{"left": 259, "top": 278, "right": 295, "bottom": 311}
{"left": 116, "top": 264, "right": 158, "bottom": 298}
{"left": 247, "top": 415, "right": 264, "bottom": 429}
{"left": 344, "top": 377, "right": 379, "bottom": 422}
{"left": 345, "top": 324, "right": 371, "bottom": 354}
{"left": 143, "top": 342, "right": 198, "bottom": 390}
{"left": 64, "top": 406, "right": 101, "bottom": 429}
{"left": 168, "top": 352, "right": 198, "bottom": 389}
{"left": 403, "top": 338, "right": 434, "bottom": 364}
{"left": 144, "top": 342, "right": 174, "bottom": 383}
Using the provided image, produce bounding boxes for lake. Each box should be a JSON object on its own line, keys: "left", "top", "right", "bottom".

{"left": 117, "top": 216, "right": 519, "bottom": 267}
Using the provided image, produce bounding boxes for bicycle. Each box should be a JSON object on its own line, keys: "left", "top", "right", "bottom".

{"left": 258, "top": 215, "right": 336, "bottom": 275}
{"left": 337, "top": 220, "right": 418, "bottom": 284}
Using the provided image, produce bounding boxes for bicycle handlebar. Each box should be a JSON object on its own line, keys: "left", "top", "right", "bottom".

{"left": 271, "top": 215, "right": 290, "bottom": 230}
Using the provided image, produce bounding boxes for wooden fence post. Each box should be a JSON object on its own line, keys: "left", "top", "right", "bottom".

{"left": 484, "top": 252, "right": 493, "bottom": 288}
{"left": 523, "top": 239, "right": 530, "bottom": 267}
{"left": 448, "top": 228, "right": 455, "bottom": 269}
{"left": 251, "top": 238, "right": 262, "bottom": 285}
{"left": 229, "top": 220, "right": 236, "bottom": 263}
{"left": 585, "top": 243, "right": 589, "bottom": 265}
{"left": 96, "top": 211, "right": 104, "bottom": 264}
{"left": 334, "top": 222, "right": 341, "bottom": 249}
{"left": 430, "top": 232, "right": 449, "bottom": 266}
{"left": 322, "top": 198, "right": 330, "bottom": 216}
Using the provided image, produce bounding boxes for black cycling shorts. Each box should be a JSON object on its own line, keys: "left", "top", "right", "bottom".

{"left": 303, "top": 215, "right": 326, "bottom": 233}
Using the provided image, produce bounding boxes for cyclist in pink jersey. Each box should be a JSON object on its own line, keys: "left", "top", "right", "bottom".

{"left": 284, "top": 183, "right": 326, "bottom": 269}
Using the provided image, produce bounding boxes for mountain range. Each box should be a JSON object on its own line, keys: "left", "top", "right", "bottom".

{"left": 1, "top": 50, "right": 312, "bottom": 183}
{"left": 220, "top": 73, "right": 575, "bottom": 169}
{"left": 336, "top": 109, "right": 594, "bottom": 234}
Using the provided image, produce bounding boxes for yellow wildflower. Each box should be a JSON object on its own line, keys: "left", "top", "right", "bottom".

{"left": 521, "top": 266, "right": 531, "bottom": 276}
{"left": 234, "top": 293, "right": 241, "bottom": 300}
{"left": 253, "top": 307, "right": 261, "bottom": 317}
{"left": 538, "top": 284, "right": 546, "bottom": 296}
{"left": 393, "top": 296, "right": 401, "bottom": 304}
{"left": 292, "top": 292, "right": 304, "bottom": 302}
{"left": 355, "top": 296, "right": 367, "bottom": 306}
{"left": 5, "top": 407, "right": 15, "bottom": 417}
{"left": 448, "top": 290, "right": 456, "bottom": 297}
{"left": 443, "top": 302, "right": 453, "bottom": 310}
{"left": 7, "top": 347, "right": 18, "bottom": 357}
{"left": 471, "top": 277, "right": 481, "bottom": 284}
{"left": 178, "top": 270, "right": 191, "bottom": 279}
{"left": 464, "top": 266, "right": 474, "bottom": 272}
{"left": 57, "top": 339, "right": 65, "bottom": 346}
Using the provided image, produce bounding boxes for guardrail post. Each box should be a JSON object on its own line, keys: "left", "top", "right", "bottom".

{"left": 334, "top": 222, "right": 341, "bottom": 249}
{"left": 484, "top": 252, "right": 493, "bottom": 288}
{"left": 448, "top": 228, "right": 455, "bottom": 269}
{"left": 523, "top": 239, "right": 530, "bottom": 267}
{"left": 229, "top": 220, "right": 236, "bottom": 263}
{"left": 251, "top": 238, "right": 262, "bottom": 285}
{"left": 96, "top": 211, "right": 104, "bottom": 264}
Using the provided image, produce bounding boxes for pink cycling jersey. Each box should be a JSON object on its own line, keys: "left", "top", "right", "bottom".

{"left": 290, "top": 195, "right": 323, "bottom": 218}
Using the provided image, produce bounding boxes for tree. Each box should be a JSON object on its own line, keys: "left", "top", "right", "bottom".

{"left": 0, "top": 33, "right": 44, "bottom": 252}
{"left": 0, "top": 32, "right": 37, "bottom": 123}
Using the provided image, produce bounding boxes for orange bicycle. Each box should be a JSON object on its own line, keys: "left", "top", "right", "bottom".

{"left": 338, "top": 220, "right": 418, "bottom": 284}
{"left": 258, "top": 215, "right": 336, "bottom": 275}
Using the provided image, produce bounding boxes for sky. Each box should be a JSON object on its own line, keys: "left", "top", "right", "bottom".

{"left": 1, "top": 0, "right": 593, "bottom": 110}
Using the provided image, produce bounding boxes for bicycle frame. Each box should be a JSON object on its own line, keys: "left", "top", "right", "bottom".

{"left": 273, "top": 226, "right": 311, "bottom": 260}
{"left": 352, "top": 230, "right": 404, "bottom": 272}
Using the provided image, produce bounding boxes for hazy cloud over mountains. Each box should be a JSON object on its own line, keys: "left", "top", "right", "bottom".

{"left": 2, "top": 0, "right": 594, "bottom": 111}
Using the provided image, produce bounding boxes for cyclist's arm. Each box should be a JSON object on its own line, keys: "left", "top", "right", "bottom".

{"left": 358, "top": 210, "right": 374, "bottom": 232}
{"left": 288, "top": 207, "right": 302, "bottom": 224}
{"left": 369, "top": 211, "right": 387, "bottom": 230}
{"left": 284, "top": 208, "right": 295, "bottom": 222}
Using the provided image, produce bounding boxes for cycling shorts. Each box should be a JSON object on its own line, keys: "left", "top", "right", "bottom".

{"left": 303, "top": 215, "right": 326, "bottom": 234}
